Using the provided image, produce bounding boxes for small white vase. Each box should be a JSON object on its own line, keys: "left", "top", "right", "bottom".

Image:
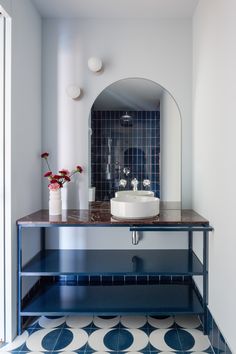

{"left": 49, "top": 189, "right": 62, "bottom": 215}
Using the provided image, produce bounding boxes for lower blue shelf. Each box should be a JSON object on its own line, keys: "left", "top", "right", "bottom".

{"left": 21, "top": 283, "right": 203, "bottom": 316}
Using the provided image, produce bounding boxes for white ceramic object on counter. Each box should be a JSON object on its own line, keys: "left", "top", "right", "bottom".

{"left": 111, "top": 194, "right": 160, "bottom": 219}
{"left": 49, "top": 189, "right": 62, "bottom": 215}
{"left": 115, "top": 190, "right": 154, "bottom": 198}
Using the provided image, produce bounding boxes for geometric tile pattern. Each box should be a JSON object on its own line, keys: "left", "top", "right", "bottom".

{"left": 0, "top": 315, "right": 215, "bottom": 353}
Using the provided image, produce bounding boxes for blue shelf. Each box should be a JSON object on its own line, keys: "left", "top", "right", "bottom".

{"left": 21, "top": 284, "right": 203, "bottom": 316}
{"left": 21, "top": 250, "right": 203, "bottom": 276}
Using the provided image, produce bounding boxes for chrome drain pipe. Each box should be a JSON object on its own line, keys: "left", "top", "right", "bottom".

{"left": 132, "top": 231, "right": 139, "bottom": 245}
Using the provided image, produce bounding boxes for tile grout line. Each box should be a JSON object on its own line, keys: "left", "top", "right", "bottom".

{"left": 48, "top": 321, "right": 66, "bottom": 352}
{"left": 174, "top": 317, "right": 184, "bottom": 353}
{"left": 83, "top": 315, "right": 96, "bottom": 353}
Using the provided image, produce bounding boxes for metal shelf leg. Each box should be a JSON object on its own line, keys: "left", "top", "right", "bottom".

{"left": 203, "top": 230, "right": 209, "bottom": 334}
{"left": 188, "top": 231, "right": 193, "bottom": 251}
{"left": 17, "top": 225, "right": 22, "bottom": 335}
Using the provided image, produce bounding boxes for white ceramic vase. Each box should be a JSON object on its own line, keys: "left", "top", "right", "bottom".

{"left": 49, "top": 189, "right": 62, "bottom": 215}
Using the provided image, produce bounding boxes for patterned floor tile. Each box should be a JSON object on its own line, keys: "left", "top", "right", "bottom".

{"left": 0, "top": 331, "right": 29, "bottom": 352}
{"left": 55, "top": 328, "right": 88, "bottom": 351}
{"left": 147, "top": 315, "right": 175, "bottom": 329}
{"left": 0, "top": 315, "right": 215, "bottom": 354}
{"left": 65, "top": 316, "right": 93, "bottom": 329}
{"left": 174, "top": 314, "right": 202, "bottom": 329}
{"left": 120, "top": 316, "right": 147, "bottom": 329}
{"left": 25, "top": 328, "right": 62, "bottom": 351}
{"left": 93, "top": 316, "right": 120, "bottom": 329}
{"left": 38, "top": 316, "right": 66, "bottom": 329}
{"left": 177, "top": 328, "right": 211, "bottom": 352}
{"left": 149, "top": 328, "right": 182, "bottom": 351}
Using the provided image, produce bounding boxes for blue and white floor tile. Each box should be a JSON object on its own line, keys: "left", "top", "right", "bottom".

{"left": 0, "top": 315, "right": 214, "bottom": 353}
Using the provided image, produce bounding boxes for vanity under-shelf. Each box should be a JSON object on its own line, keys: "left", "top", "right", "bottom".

{"left": 16, "top": 202, "right": 213, "bottom": 335}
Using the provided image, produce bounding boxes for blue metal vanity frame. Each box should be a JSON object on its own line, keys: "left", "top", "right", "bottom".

{"left": 17, "top": 215, "right": 213, "bottom": 336}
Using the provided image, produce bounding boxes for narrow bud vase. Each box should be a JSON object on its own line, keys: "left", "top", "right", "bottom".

{"left": 49, "top": 189, "right": 62, "bottom": 215}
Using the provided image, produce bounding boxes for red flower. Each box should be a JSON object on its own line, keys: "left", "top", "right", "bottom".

{"left": 48, "top": 182, "right": 61, "bottom": 190}
{"left": 44, "top": 171, "right": 52, "bottom": 177}
{"left": 53, "top": 175, "right": 62, "bottom": 180}
{"left": 41, "top": 152, "right": 82, "bottom": 190}
{"left": 59, "top": 169, "right": 70, "bottom": 175}
{"left": 76, "top": 165, "right": 83, "bottom": 173}
{"left": 50, "top": 179, "right": 58, "bottom": 184}
{"left": 41, "top": 152, "right": 49, "bottom": 158}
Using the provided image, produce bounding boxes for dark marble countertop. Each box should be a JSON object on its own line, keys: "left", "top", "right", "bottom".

{"left": 17, "top": 202, "right": 209, "bottom": 226}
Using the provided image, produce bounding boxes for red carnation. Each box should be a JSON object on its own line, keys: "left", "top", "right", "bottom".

{"left": 41, "top": 152, "right": 82, "bottom": 190}
{"left": 76, "top": 165, "right": 83, "bottom": 173}
{"left": 53, "top": 175, "right": 62, "bottom": 180}
{"left": 44, "top": 171, "right": 52, "bottom": 177}
{"left": 59, "top": 169, "right": 70, "bottom": 176}
{"left": 50, "top": 179, "right": 58, "bottom": 184}
{"left": 41, "top": 152, "right": 49, "bottom": 158}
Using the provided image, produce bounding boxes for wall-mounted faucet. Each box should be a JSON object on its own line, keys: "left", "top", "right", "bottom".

{"left": 119, "top": 179, "right": 127, "bottom": 189}
{"left": 123, "top": 167, "right": 130, "bottom": 177}
{"left": 143, "top": 179, "right": 151, "bottom": 189}
{"left": 131, "top": 178, "right": 139, "bottom": 191}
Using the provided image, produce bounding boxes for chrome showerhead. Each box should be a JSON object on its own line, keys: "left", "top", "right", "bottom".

{"left": 120, "top": 112, "right": 133, "bottom": 127}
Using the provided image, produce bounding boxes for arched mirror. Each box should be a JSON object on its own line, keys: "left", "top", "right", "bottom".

{"left": 89, "top": 78, "right": 181, "bottom": 206}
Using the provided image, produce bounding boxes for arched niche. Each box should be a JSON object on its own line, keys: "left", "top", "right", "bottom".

{"left": 88, "top": 78, "right": 181, "bottom": 206}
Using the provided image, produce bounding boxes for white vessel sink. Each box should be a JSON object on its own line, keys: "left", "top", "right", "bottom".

{"left": 115, "top": 190, "right": 154, "bottom": 198}
{"left": 111, "top": 194, "right": 160, "bottom": 219}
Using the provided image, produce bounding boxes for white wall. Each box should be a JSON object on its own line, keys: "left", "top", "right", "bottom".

{"left": 42, "top": 18, "right": 192, "bottom": 208}
{"left": 0, "top": 13, "right": 6, "bottom": 342}
{"left": 160, "top": 90, "right": 181, "bottom": 203}
{"left": 0, "top": 0, "right": 42, "bottom": 341}
{"left": 193, "top": 0, "right": 236, "bottom": 351}
{"left": 0, "top": 0, "right": 10, "bottom": 14}
{"left": 42, "top": 18, "right": 192, "bottom": 250}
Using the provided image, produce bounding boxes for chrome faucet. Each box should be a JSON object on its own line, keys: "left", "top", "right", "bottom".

{"left": 119, "top": 179, "right": 127, "bottom": 189}
{"left": 131, "top": 178, "right": 139, "bottom": 191}
{"left": 143, "top": 179, "right": 151, "bottom": 189}
{"left": 123, "top": 167, "right": 131, "bottom": 177}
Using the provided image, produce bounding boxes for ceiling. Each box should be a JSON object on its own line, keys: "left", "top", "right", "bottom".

{"left": 93, "top": 78, "right": 164, "bottom": 111}
{"left": 32, "top": 0, "right": 199, "bottom": 18}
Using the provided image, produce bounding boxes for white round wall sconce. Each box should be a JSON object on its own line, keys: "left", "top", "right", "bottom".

{"left": 66, "top": 85, "right": 81, "bottom": 99}
{"left": 88, "top": 57, "right": 103, "bottom": 72}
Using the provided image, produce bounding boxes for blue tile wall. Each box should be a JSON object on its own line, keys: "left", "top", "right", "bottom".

{"left": 57, "top": 275, "right": 191, "bottom": 286}
{"left": 207, "top": 308, "right": 233, "bottom": 354}
{"left": 91, "top": 111, "right": 160, "bottom": 200}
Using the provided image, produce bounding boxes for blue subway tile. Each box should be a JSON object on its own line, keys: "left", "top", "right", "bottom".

{"left": 211, "top": 318, "right": 219, "bottom": 354}
{"left": 225, "top": 343, "right": 233, "bottom": 354}
{"left": 91, "top": 110, "right": 160, "bottom": 200}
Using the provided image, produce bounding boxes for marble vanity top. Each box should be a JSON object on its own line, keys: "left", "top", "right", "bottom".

{"left": 17, "top": 202, "right": 209, "bottom": 226}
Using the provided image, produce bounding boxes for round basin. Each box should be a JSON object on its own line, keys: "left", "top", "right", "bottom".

{"left": 115, "top": 190, "right": 154, "bottom": 198}
{"left": 111, "top": 195, "right": 160, "bottom": 219}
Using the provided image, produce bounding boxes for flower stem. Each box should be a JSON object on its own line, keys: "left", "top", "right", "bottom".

{"left": 45, "top": 158, "right": 51, "bottom": 172}
{"left": 70, "top": 170, "right": 77, "bottom": 177}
